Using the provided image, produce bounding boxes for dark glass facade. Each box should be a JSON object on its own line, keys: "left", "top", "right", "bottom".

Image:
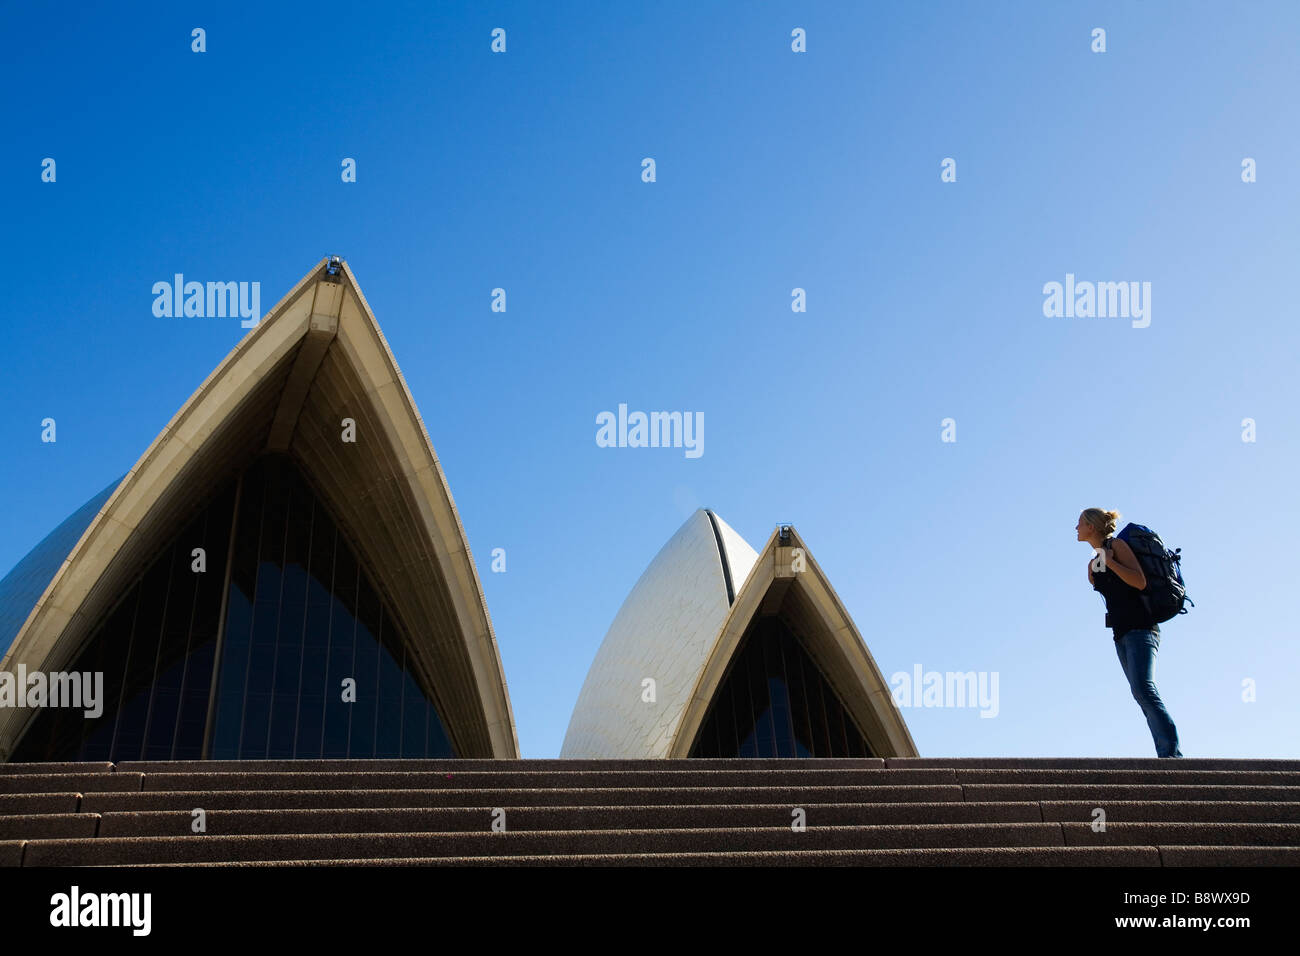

{"left": 13, "top": 454, "right": 456, "bottom": 761}
{"left": 689, "top": 615, "right": 872, "bottom": 758}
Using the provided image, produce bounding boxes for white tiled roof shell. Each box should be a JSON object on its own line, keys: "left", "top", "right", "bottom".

{"left": 560, "top": 509, "right": 758, "bottom": 758}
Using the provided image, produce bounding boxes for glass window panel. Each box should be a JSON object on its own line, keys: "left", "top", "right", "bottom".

{"left": 12, "top": 454, "right": 461, "bottom": 764}
{"left": 143, "top": 533, "right": 196, "bottom": 760}
{"left": 269, "top": 479, "right": 311, "bottom": 757}
{"left": 779, "top": 628, "right": 815, "bottom": 758}
{"left": 746, "top": 626, "right": 774, "bottom": 756}
{"left": 689, "top": 613, "right": 875, "bottom": 759}
{"left": 694, "top": 677, "right": 721, "bottom": 759}
{"left": 112, "top": 555, "right": 174, "bottom": 762}
{"left": 761, "top": 623, "right": 796, "bottom": 757}
{"left": 295, "top": 605, "right": 329, "bottom": 759}
{"left": 375, "top": 607, "right": 405, "bottom": 758}
{"left": 349, "top": 578, "right": 381, "bottom": 758}
{"left": 210, "top": 470, "right": 263, "bottom": 759}
{"left": 427, "top": 697, "right": 455, "bottom": 759}
{"left": 79, "top": 593, "right": 138, "bottom": 760}
{"left": 295, "top": 511, "right": 334, "bottom": 758}
{"left": 12, "top": 481, "right": 235, "bottom": 762}
{"left": 321, "top": 598, "right": 355, "bottom": 758}
{"left": 827, "top": 675, "right": 850, "bottom": 757}
{"left": 174, "top": 639, "right": 214, "bottom": 760}
{"left": 400, "top": 667, "right": 427, "bottom": 758}
{"left": 173, "top": 484, "right": 234, "bottom": 759}
{"left": 240, "top": 584, "right": 280, "bottom": 759}
{"left": 210, "top": 580, "right": 252, "bottom": 759}
{"left": 806, "top": 642, "right": 835, "bottom": 756}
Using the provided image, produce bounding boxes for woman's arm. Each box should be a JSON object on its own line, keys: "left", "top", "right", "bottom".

{"left": 1105, "top": 538, "right": 1148, "bottom": 590}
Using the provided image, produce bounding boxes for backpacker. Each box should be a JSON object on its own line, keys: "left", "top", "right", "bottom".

{"left": 1113, "top": 523, "right": 1194, "bottom": 624}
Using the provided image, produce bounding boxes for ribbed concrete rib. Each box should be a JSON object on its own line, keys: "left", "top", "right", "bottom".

{"left": 3, "top": 757, "right": 1299, "bottom": 866}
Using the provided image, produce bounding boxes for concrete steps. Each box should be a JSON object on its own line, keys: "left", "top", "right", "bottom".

{"left": 3, "top": 757, "right": 1298, "bottom": 866}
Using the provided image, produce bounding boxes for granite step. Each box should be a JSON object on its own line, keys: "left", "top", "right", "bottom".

{"left": 3, "top": 758, "right": 1296, "bottom": 867}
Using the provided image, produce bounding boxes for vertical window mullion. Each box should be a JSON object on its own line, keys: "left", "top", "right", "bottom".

{"left": 316, "top": 521, "right": 336, "bottom": 759}
{"left": 262, "top": 469, "right": 291, "bottom": 758}
{"left": 757, "top": 623, "right": 777, "bottom": 756}
{"left": 170, "top": 501, "right": 212, "bottom": 759}
{"left": 371, "top": 601, "right": 383, "bottom": 756}
{"left": 397, "top": 633, "right": 406, "bottom": 758}
{"left": 811, "top": 643, "right": 834, "bottom": 757}
{"left": 773, "top": 624, "right": 798, "bottom": 758}
{"left": 291, "top": 495, "right": 316, "bottom": 759}
{"left": 235, "top": 464, "right": 270, "bottom": 759}
{"left": 785, "top": 626, "right": 814, "bottom": 757}
{"left": 729, "top": 658, "right": 744, "bottom": 757}
{"left": 201, "top": 472, "right": 244, "bottom": 760}
{"left": 138, "top": 538, "right": 178, "bottom": 760}
{"left": 106, "top": 587, "right": 144, "bottom": 761}
{"left": 745, "top": 628, "right": 770, "bottom": 757}
{"left": 344, "top": 554, "right": 358, "bottom": 757}
{"left": 834, "top": 683, "right": 852, "bottom": 757}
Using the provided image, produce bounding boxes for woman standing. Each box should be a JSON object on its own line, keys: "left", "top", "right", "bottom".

{"left": 1077, "top": 508, "right": 1183, "bottom": 758}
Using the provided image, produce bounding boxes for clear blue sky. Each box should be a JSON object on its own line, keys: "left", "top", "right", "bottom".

{"left": 2, "top": 1, "right": 1296, "bottom": 759}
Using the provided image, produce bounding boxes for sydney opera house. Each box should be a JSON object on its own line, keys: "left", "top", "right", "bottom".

{"left": 0, "top": 257, "right": 518, "bottom": 763}
{"left": 0, "top": 257, "right": 911, "bottom": 765}
{"left": 563, "top": 510, "right": 915, "bottom": 759}
{"left": 3, "top": 259, "right": 1287, "bottom": 869}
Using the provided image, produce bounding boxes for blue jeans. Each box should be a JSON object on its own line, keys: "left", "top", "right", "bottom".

{"left": 1115, "top": 628, "right": 1182, "bottom": 757}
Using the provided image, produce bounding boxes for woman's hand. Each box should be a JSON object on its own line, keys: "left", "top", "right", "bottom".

{"left": 1104, "top": 539, "right": 1148, "bottom": 590}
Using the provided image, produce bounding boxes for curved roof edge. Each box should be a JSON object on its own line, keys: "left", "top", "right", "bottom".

{"left": 670, "top": 524, "right": 918, "bottom": 758}
{"left": 332, "top": 258, "right": 518, "bottom": 758}
{"left": 0, "top": 476, "right": 123, "bottom": 662}
{"left": 0, "top": 258, "right": 518, "bottom": 760}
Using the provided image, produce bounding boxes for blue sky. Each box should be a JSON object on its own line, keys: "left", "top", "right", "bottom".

{"left": 2, "top": 1, "right": 1297, "bottom": 759}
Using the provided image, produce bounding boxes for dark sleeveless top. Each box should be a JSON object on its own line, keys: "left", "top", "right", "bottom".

{"left": 1091, "top": 537, "right": 1159, "bottom": 640}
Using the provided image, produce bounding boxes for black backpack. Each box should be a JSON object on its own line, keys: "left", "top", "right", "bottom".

{"left": 1113, "top": 523, "right": 1195, "bottom": 624}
